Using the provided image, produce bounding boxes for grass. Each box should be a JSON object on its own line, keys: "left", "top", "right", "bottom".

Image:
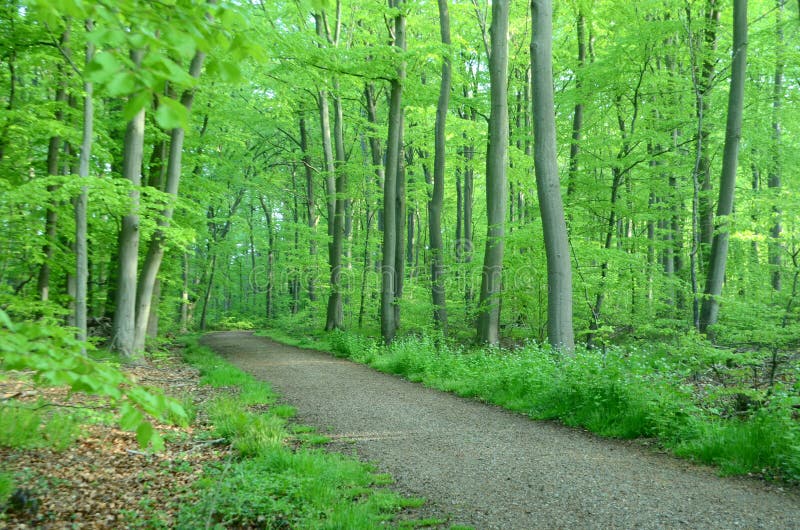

{"left": 178, "top": 334, "right": 425, "bottom": 528}
{"left": 0, "top": 403, "right": 80, "bottom": 451}
{"left": 260, "top": 324, "right": 800, "bottom": 484}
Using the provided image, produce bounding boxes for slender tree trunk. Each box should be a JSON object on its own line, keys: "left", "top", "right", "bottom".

{"left": 299, "top": 116, "right": 318, "bottom": 302}
{"left": 427, "top": 0, "right": 451, "bottom": 333}
{"left": 381, "top": 0, "right": 406, "bottom": 345}
{"left": 476, "top": 0, "right": 510, "bottom": 345}
{"left": 768, "top": 0, "right": 784, "bottom": 291}
{"left": 38, "top": 27, "right": 70, "bottom": 302}
{"left": 532, "top": 0, "right": 575, "bottom": 352}
{"left": 260, "top": 197, "right": 276, "bottom": 320}
{"left": 698, "top": 0, "right": 720, "bottom": 264}
{"left": 180, "top": 252, "right": 190, "bottom": 332}
{"left": 699, "top": 0, "right": 748, "bottom": 333}
{"left": 325, "top": 84, "right": 347, "bottom": 330}
{"left": 394, "top": 115, "right": 406, "bottom": 326}
{"left": 74, "top": 20, "right": 94, "bottom": 353}
{"left": 133, "top": 49, "right": 206, "bottom": 352}
{"left": 110, "top": 51, "right": 146, "bottom": 357}
{"left": 566, "top": 10, "right": 586, "bottom": 206}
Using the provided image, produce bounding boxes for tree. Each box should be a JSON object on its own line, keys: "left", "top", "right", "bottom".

{"left": 428, "top": 0, "right": 451, "bottom": 333}
{"left": 74, "top": 20, "right": 95, "bottom": 354}
{"left": 699, "top": 0, "right": 748, "bottom": 333}
{"left": 110, "top": 50, "right": 146, "bottom": 358}
{"left": 381, "top": 0, "right": 407, "bottom": 345}
{"left": 476, "top": 0, "right": 510, "bottom": 346}
{"left": 531, "top": 0, "right": 574, "bottom": 351}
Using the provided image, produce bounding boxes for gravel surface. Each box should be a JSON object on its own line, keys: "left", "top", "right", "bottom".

{"left": 201, "top": 331, "right": 800, "bottom": 529}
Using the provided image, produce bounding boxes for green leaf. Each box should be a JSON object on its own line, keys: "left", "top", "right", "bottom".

{"left": 0, "top": 309, "right": 15, "bottom": 331}
{"left": 154, "top": 96, "right": 189, "bottom": 130}
{"left": 120, "top": 403, "right": 144, "bottom": 431}
{"left": 106, "top": 72, "right": 137, "bottom": 97}
{"left": 123, "top": 92, "right": 151, "bottom": 121}
{"left": 136, "top": 421, "right": 154, "bottom": 449}
{"left": 86, "top": 52, "right": 123, "bottom": 85}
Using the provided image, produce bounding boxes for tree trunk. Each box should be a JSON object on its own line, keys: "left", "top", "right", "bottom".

{"left": 133, "top": 50, "right": 207, "bottom": 352}
{"left": 74, "top": 20, "right": 94, "bottom": 353}
{"left": 299, "top": 116, "right": 318, "bottom": 302}
{"left": 110, "top": 50, "right": 146, "bottom": 358}
{"left": 699, "top": 0, "right": 747, "bottom": 333}
{"left": 428, "top": 0, "right": 451, "bottom": 333}
{"left": 38, "top": 27, "right": 70, "bottom": 303}
{"left": 698, "top": 0, "right": 720, "bottom": 265}
{"left": 325, "top": 84, "right": 347, "bottom": 331}
{"left": 381, "top": 0, "right": 406, "bottom": 345}
{"left": 532, "top": 0, "right": 575, "bottom": 352}
{"left": 768, "top": 0, "right": 784, "bottom": 291}
{"left": 476, "top": 0, "right": 509, "bottom": 345}
{"left": 566, "top": 10, "right": 585, "bottom": 206}
{"left": 394, "top": 114, "right": 406, "bottom": 327}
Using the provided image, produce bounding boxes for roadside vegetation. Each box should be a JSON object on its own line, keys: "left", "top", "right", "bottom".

{"left": 258, "top": 313, "right": 800, "bottom": 484}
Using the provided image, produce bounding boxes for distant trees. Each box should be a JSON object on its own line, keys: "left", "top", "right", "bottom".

{"left": 2, "top": 0, "right": 798, "bottom": 353}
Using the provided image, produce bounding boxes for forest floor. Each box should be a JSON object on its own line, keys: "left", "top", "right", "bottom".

{"left": 0, "top": 350, "right": 227, "bottom": 529}
{"left": 202, "top": 331, "right": 800, "bottom": 530}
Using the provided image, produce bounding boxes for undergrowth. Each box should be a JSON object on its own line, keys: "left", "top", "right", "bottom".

{"left": 178, "top": 335, "right": 423, "bottom": 528}
{"left": 260, "top": 324, "right": 800, "bottom": 484}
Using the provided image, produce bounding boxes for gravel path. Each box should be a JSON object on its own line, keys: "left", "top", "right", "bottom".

{"left": 201, "top": 331, "right": 800, "bottom": 529}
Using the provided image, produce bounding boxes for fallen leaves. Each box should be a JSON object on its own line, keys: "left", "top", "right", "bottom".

{"left": 1, "top": 352, "right": 225, "bottom": 529}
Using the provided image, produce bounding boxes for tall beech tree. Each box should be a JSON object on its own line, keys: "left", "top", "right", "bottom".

{"left": 110, "top": 50, "right": 146, "bottom": 357}
{"left": 532, "top": 0, "right": 574, "bottom": 352}
{"left": 381, "top": 0, "right": 407, "bottom": 345}
{"left": 428, "top": 0, "right": 451, "bottom": 332}
{"left": 476, "top": 0, "right": 509, "bottom": 346}
{"left": 699, "top": 0, "right": 748, "bottom": 333}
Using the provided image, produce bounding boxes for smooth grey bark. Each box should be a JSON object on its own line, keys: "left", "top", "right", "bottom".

{"left": 364, "top": 83, "right": 385, "bottom": 278}
{"left": 427, "top": 0, "right": 451, "bottom": 332}
{"left": 133, "top": 49, "right": 206, "bottom": 353}
{"left": 566, "top": 10, "right": 585, "bottom": 205}
{"left": 180, "top": 252, "right": 190, "bottom": 332}
{"left": 698, "top": 0, "right": 720, "bottom": 260}
{"left": 768, "top": 0, "right": 784, "bottom": 291}
{"left": 110, "top": 50, "right": 145, "bottom": 358}
{"left": 476, "top": 0, "right": 509, "bottom": 345}
{"left": 699, "top": 0, "right": 748, "bottom": 333}
{"left": 532, "top": 0, "right": 575, "bottom": 352}
{"left": 299, "top": 116, "right": 318, "bottom": 302}
{"left": 325, "top": 84, "right": 347, "bottom": 331}
{"left": 394, "top": 115, "right": 406, "bottom": 327}
{"left": 381, "top": 0, "right": 406, "bottom": 345}
{"left": 315, "top": 15, "right": 336, "bottom": 242}
{"left": 75, "top": 20, "right": 94, "bottom": 353}
{"left": 260, "top": 196, "right": 276, "bottom": 320}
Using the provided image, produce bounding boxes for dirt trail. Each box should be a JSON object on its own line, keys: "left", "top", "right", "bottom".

{"left": 201, "top": 331, "right": 800, "bottom": 529}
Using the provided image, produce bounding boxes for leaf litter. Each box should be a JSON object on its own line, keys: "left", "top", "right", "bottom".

{"left": 1, "top": 351, "right": 224, "bottom": 529}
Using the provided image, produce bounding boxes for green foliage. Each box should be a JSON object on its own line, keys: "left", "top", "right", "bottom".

{"left": 207, "top": 396, "right": 285, "bottom": 456}
{"left": 0, "top": 471, "right": 14, "bottom": 513}
{"left": 0, "top": 309, "right": 187, "bottom": 450}
{"left": 0, "top": 404, "right": 80, "bottom": 451}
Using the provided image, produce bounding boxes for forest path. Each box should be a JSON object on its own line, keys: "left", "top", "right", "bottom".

{"left": 200, "top": 332, "right": 800, "bottom": 529}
